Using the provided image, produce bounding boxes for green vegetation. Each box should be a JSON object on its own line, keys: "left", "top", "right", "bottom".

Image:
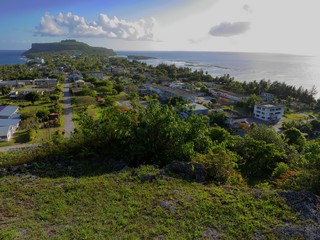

{"left": 0, "top": 166, "right": 300, "bottom": 239}
{"left": 0, "top": 51, "right": 320, "bottom": 239}
{"left": 23, "top": 40, "right": 115, "bottom": 58}
{"left": 284, "top": 113, "right": 309, "bottom": 121}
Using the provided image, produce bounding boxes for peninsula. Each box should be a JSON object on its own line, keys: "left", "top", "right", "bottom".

{"left": 23, "top": 40, "right": 116, "bottom": 58}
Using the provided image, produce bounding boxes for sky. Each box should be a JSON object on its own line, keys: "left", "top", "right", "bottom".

{"left": 1, "top": 0, "right": 320, "bottom": 55}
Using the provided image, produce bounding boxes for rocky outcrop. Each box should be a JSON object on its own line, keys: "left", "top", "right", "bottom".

{"left": 23, "top": 40, "right": 116, "bottom": 58}
{"left": 277, "top": 190, "right": 320, "bottom": 240}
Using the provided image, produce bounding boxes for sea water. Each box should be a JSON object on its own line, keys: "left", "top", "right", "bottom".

{"left": 0, "top": 50, "right": 26, "bottom": 65}
{"left": 117, "top": 51, "right": 320, "bottom": 98}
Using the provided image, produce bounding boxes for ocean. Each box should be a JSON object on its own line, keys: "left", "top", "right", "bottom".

{"left": 117, "top": 51, "right": 320, "bottom": 99}
{"left": 0, "top": 50, "right": 26, "bottom": 65}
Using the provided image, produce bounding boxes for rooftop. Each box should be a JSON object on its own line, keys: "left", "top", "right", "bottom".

{"left": 255, "top": 103, "right": 284, "bottom": 108}
{"left": 0, "top": 126, "right": 10, "bottom": 137}
{"left": 0, "top": 106, "right": 19, "bottom": 118}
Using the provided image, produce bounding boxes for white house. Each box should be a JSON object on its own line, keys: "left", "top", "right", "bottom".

{"left": 254, "top": 103, "right": 284, "bottom": 121}
{"left": 0, "top": 126, "right": 14, "bottom": 142}
{"left": 75, "top": 80, "right": 86, "bottom": 88}
{"left": 0, "top": 106, "right": 20, "bottom": 141}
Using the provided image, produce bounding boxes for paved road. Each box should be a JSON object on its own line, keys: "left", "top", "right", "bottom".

{"left": 0, "top": 143, "right": 40, "bottom": 152}
{"left": 62, "top": 83, "right": 75, "bottom": 138}
{"left": 0, "top": 84, "right": 75, "bottom": 152}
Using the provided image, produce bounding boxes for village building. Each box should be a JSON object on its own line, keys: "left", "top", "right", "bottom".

{"left": 75, "top": 80, "right": 86, "bottom": 88}
{"left": 254, "top": 103, "right": 284, "bottom": 121}
{"left": 260, "top": 92, "right": 275, "bottom": 102}
{"left": 0, "top": 106, "right": 20, "bottom": 141}
{"left": 86, "top": 72, "right": 104, "bottom": 80}
{"left": 144, "top": 84, "right": 197, "bottom": 103}
{"left": 224, "top": 109, "right": 249, "bottom": 128}
{"left": 68, "top": 72, "right": 83, "bottom": 82}
{"left": 189, "top": 103, "right": 208, "bottom": 115}
{"left": 0, "top": 80, "right": 25, "bottom": 88}
{"left": 34, "top": 78, "right": 58, "bottom": 88}
{"left": 209, "top": 88, "right": 248, "bottom": 102}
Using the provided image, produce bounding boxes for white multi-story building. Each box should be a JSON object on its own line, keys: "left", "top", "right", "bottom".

{"left": 254, "top": 103, "right": 284, "bottom": 121}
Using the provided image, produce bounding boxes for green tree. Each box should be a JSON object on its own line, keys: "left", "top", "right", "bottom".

{"left": 282, "top": 127, "right": 307, "bottom": 151}
{"left": 208, "top": 126, "right": 232, "bottom": 144}
{"left": 246, "top": 94, "right": 262, "bottom": 111}
{"left": 25, "top": 92, "right": 41, "bottom": 105}
{"left": 36, "top": 109, "right": 50, "bottom": 122}
{"left": 304, "top": 139, "right": 320, "bottom": 169}
{"left": 113, "top": 84, "right": 124, "bottom": 94}
{"left": 247, "top": 124, "right": 284, "bottom": 148}
{"left": 209, "top": 111, "right": 227, "bottom": 127}
{"left": 236, "top": 137, "right": 286, "bottom": 178}
{"left": 0, "top": 86, "right": 11, "bottom": 96}
{"left": 49, "top": 94, "right": 60, "bottom": 103}
{"left": 310, "top": 119, "right": 320, "bottom": 131}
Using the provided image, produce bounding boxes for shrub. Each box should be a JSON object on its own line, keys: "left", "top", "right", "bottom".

{"left": 27, "top": 129, "right": 37, "bottom": 142}
{"left": 271, "top": 162, "right": 289, "bottom": 179}
{"left": 193, "top": 150, "right": 238, "bottom": 184}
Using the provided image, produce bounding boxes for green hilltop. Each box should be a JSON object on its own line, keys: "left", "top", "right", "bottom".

{"left": 23, "top": 40, "right": 116, "bottom": 58}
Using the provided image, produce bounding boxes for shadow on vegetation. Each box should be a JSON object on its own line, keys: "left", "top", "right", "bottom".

{"left": 0, "top": 151, "right": 131, "bottom": 179}
{"left": 14, "top": 130, "right": 29, "bottom": 143}
{"left": 0, "top": 148, "right": 203, "bottom": 184}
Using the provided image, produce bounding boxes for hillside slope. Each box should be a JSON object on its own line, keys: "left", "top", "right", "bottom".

{"left": 23, "top": 40, "right": 116, "bottom": 58}
{"left": 1, "top": 164, "right": 318, "bottom": 239}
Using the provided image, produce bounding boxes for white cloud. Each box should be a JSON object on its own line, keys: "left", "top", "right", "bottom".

{"left": 34, "top": 12, "right": 157, "bottom": 41}
{"left": 209, "top": 22, "right": 251, "bottom": 37}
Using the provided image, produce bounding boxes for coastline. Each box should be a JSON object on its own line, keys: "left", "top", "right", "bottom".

{"left": 0, "top": 50, "right": 27, "bottom": 65}
{"left": 118, "top": 50, "right": 320, "bottom": 98}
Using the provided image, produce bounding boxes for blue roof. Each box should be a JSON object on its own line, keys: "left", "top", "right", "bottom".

{"left": 0, "top": 106, "right": 19, "bottom": 117}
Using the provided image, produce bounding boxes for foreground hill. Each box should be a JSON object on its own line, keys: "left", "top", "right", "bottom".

{"left": 23, "top": 40, "right": 116, "bottom": 58}
{"left": 0, "top": 163, "right": 318, "bottom": 239}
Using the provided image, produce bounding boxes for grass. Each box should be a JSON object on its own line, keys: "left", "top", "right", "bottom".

{"left": 31, "top": 128, "right": 62, "bottom": 143}
{"left": 12, "top": 130, "right": 30, "bottom": 143}
{"left": 283, "top": 113, "right": 309, "bottom": 121}
{"left": 0, "top": 141, "right": 14, "bottom": 147}
{"left": 0, "top": 165, "right": 300, "bottom": 239}
{"left": 109, "top": 92, "right": 129, "bottom": 101}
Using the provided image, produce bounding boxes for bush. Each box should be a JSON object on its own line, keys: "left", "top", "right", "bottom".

{"left": 27, "top": 129, "right": 37, "bottom": 142}
{"left": 193, "top": 150, "right": 239, "bottom": 184}
{"left": 271, "top": 162, "right": 289, "bottom": 179}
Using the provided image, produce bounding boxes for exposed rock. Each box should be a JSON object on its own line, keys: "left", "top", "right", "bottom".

{"left": 163, "top": 161, "right": 195, "bottom": 180}
{"left": 202, "top": 228, "right": 221, "bottom": 239}
{"left": 159, "top": 201, "right": 176, "bottom": 212}
{"left": 194, "top": 164, "right": 206, "bottom": 183}
{"left": 280, "top": 190, "right": 320, "bottom": 223}
{"left": 140, "top": 174, "right": 157, "bottom": 183}
{"left": 277, "top": 190, "right": 320, "bottom": 240}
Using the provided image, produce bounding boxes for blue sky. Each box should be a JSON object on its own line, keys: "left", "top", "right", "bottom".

{"left": 1, "top": 0, "right": 320, "bottom": 55}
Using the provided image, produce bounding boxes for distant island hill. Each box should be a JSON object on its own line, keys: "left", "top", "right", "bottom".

{"left": 23, "top": 40, "right": 116, "bottom": 58}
